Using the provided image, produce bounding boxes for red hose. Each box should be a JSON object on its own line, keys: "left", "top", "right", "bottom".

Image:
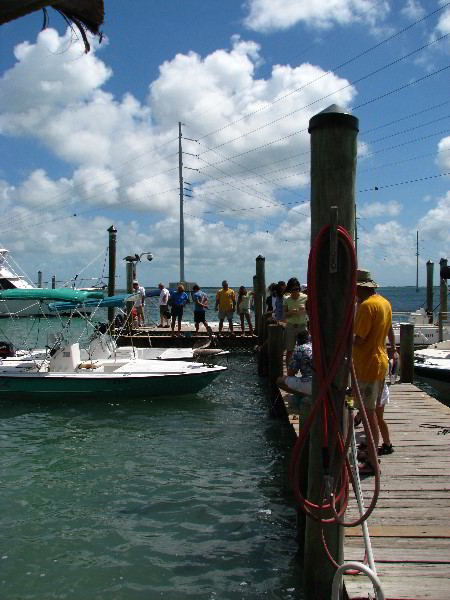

{"left": 289, "top": 224, "right": 381, "bottom": 566}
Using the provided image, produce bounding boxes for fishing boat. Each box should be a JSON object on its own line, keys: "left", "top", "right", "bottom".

{"left": 0, "top": 289, "right": 226, "bottom": 399}
{"left": 414, "top": 340, "right": 450, "bottom": 395}
{"left": 0, "top": 246, "right": 97, "bottom": 317}
{"left": 392, "top": 308, "right": 450, "bottom": 346}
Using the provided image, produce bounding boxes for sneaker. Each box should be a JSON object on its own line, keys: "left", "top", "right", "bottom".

{"left": 379, "top": 443, "right": 394, "bottom": 455}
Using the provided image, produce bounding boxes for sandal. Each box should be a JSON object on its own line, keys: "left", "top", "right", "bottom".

{"left": 378, "top": 443, "right": 394, "bottom": 455}
{"left": 357, "top": 441, "right": 367, "bottom": 451}
{"left": 358, "top": 459, "right": 377, "bottom": 476}
{"left": 354, "top": 413, "right": 362, "bottom": 427}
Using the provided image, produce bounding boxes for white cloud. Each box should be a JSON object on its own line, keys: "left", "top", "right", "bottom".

{"left": 435, "top": 4, "right": 450, "bottom": 36}
{"left": 360, "top": 200, "right": 402, "bottom": 218}
{"left": 401, "top": 0, "right": 426, "bottom": 21}
{"left": 436, "top": 136, "right": 450, "bottom": 171}
{"left": 243, "top": 0, "right": 390, "bottom": 33}
{"left": 417, "top": 190, "right": 450, "bottom": 243}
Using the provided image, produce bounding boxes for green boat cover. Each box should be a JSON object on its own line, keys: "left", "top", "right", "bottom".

{"left": 0, "top": 289, "right": 104, "bottom": 302}
{"left": 48, "top": 293, "right": 138, "bottom": 311}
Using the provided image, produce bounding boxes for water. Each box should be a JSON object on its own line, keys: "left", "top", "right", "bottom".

{"left": 0, "top": 354, "right": 302, "bottom": 600}
{"left": 0, "top": 285, "right": 446, "bottom": 599}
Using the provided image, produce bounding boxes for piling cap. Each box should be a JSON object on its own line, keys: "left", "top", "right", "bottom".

{"left": 308, "top": 104, "right": 359, "bottom": 133}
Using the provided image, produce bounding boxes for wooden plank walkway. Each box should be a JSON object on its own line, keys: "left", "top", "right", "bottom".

{"left": 281, "top": 383, "right": 450, "bottom": 600}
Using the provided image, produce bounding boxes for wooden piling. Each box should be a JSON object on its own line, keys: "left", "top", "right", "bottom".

{"left": 400, "top": 323, "right": 414, "bottom": 383}
{"left": 439, "top": 258, "right": 448, "bottom": 342}
{"left": 268, "top": 323, "right": 284, "bottom": 397}
{"left": 304, "top": 104, "right": 358, "bottom": 600}
{"left": 426, "top": 260, "right": 434, "bottom": 322}
{"left": 125, "top": 262, "right": 134, "bottom": 334}
{"left": 107, "top": 225, "right": 117, "bottom": 330}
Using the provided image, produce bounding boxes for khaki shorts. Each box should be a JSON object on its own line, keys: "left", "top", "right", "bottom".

{"left": 219, "top": 310, "right": 234, "bottom": 321}
{"left": 356, "top": 380, "right": 384, "bottom": 411}
{"left": 285, "top": 324, "right": 306, "bottom": 351}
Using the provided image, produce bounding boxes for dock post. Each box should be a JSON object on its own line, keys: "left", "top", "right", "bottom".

{"left": 51, "top": 275, "right": 56, "bottom": 289}
{"left": 304, "top": 104, "right": 358, "bottom": 600}
{"left": 426, "top": 260, "right": 434, "bottom": 323}
{"left": 255, "top": 256, "right": 268, "bottom": 375}
{"left": 268, "top": 323, "right": 284, "bottom": 399}
{"left": 37, "top": 271, "right": 43, "bottom": 288}
{"left": 440, "top": 258, "right": 448, "bottom": 342}
{"left": 400, "top": 323, "right": 414, "bottom": 383}
{"left": 107, "top": 225, "right": 117, "bottom": 331}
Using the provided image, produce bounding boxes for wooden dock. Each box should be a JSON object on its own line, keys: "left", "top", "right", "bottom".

{"left": 118, "top": 323, "right": 257, "bottom": 349}
{"left": 281, "top": 383, "right": 450, "bottom": 600}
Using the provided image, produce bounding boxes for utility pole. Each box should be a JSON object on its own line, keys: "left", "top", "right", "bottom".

{"left": 416, "top": 231, "right": 419, "bottom": 292}
{"left": 178, "top": 121, "right": 185, "bottom": 283}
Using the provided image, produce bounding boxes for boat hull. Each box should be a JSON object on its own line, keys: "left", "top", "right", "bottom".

{"left": 0, "top": 369, "right": 223, "bottom": 399}
{"left": 0, "top": 299, "right": 92, "bottom": 318}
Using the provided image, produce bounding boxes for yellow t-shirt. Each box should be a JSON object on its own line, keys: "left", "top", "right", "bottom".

{"left": 216, "top": 288, "right": 236, "bottom": 311}
{"left": 284, "top": 293, "right": 307, "bottom": 326}
{"left": 353, "top": 294, "right": 392, "bottom": 381}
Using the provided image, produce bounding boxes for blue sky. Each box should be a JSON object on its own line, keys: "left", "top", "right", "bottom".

{"left": 0, "top": 0, "right": 449, "bottom": 289}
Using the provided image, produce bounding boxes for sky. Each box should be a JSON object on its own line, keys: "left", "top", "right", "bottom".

{"left": 0, "top": 0, "right": 449, "bottom": 289}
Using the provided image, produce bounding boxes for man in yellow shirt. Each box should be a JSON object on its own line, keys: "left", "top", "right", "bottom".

{"left": 215, "top": 280, "right": 236, "bottom": 334}
{"left": 353, "top": 268, "right": 397, "bottom": 475}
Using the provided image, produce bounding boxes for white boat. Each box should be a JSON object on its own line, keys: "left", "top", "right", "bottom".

{"left": 0, "top": 246, "right": 94, "bottom": 317}
{"left": 414, "top": 340, "right": 450, "bottom": 395}
{"left": 0, "top": 289, "right": 226, "bottom": 400}
{"left": 392, "top": 308, "right": 450, "bottom": 346}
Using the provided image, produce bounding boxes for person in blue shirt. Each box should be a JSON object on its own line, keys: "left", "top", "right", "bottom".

{"left": 192, "top": 284, "right": 212, "bottom": 333}
{"left": 170, "top": 284, "right": 188, "bottom": 336}
{"left": 277, "top": 329, "right": 313, "bottom": 399}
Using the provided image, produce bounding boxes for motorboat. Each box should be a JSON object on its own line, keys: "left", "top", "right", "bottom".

{"left": 414, "top": 340, "right": 450, "bottom": 395}
{"left": 0, "top": 289, "right": 226, "bottom": 400}
{"left": 392, "top": 308, "right": 450, "bottom": 346}
{"left": 0, "top": 246, "right": 96, "bottom": 317}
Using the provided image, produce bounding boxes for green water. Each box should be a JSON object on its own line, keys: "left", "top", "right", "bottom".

{"left": 0, "top": 353, "right": 302, "bottom": 600}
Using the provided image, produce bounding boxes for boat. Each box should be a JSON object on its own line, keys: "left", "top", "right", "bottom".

{"left": 0, "top": 289, "right": 226, "bottom": 399}
{"left": 392, "top": 308, "right": 450, "bottom": 346}
{"left": 0, "top": 246, "right": 97, "bottom": 317}
{"left": 414, "top": 340, "right": 450, "bottom": 394}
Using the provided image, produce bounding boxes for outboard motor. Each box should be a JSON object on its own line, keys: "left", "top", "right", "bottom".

{"left": 0, "top": 341, "right": 14, "bottom": 358}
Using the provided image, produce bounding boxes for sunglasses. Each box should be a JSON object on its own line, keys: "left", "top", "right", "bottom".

{"left": 291, "top": 287, "right": 300, "bottom": 291}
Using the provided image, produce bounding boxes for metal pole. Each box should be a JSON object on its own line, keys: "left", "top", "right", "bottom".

{"left": 426, "top": 260, "right": 434, "bottom": 323}
{"left": 305, "top": 104, "right": 358, "bottom": 600}
{"left": 179, "top": 121, "right": 185, "bottom": 283}
{"left": 107, "top": 225, "right": 117, "bottom": 330}
{"left": 416, "top": 231, "right": 419, "bottom": 292}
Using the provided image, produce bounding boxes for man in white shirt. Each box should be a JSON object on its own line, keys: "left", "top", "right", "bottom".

{"left": 158, "top": 283, "right": 170, "bottom": 328}
{"left": 132, "top": 280, "right": 146, "bottom": 327}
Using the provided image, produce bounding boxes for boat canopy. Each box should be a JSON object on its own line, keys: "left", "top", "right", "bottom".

{"left": 48, "top": 292, "right": 138, "bottom": 312}
{"left": 0, "top": 289, "right": 104, "bottom": 303}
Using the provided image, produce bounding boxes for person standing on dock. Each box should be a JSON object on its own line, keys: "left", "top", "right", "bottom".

{"left": 132, "top": 281, "right": 146, "bottom": 327}
{"left": 170, "top": 284, "right": 188, "bottom": 336}
{"left": 215, "top": 280, "right": 236, "bottom": 335}
{"left": 353, "top": 268, "right": 398, "bottom": 475}
{"left": 277, "top": 329, "right": 312, "bottom": 398}
{"left": 158, "top": 283, "right": 170, "bottom": 328}
{"left": 283, "top": 278, "right": 307, "bottom": 369}
{"left": 192, "top": 284, "right": 211, "bottom": 333}
{"left": 237, "top": 286, "right": 254, "bottom": 335}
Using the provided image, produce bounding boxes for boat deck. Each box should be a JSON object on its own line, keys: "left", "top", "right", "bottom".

{"left": 281, "top": 383, "right": 450, "bottom": 600}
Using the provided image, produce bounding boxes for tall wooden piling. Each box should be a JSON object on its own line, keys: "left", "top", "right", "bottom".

{"left": 107, "top": 225, "right": 117, "bottom": 330}
{"left": 304, "top": 104, "right": 358, "bottom": 600}
{"left": 37, "top": 271, "right": 43, "bottom": 288}
{"left": 400, "top": 323, "right": 414, "bottom": 383}
{"left": 426, "top": 260, "right": 434, "bottom": 322}
{"left": 268, "top": 323, "right": 284, "bottom": 397}
{"left": 254, "top": 255, "right": 266, "bottom": 339}
{"left": 440, "top": 258, "right": 448, "bottom": 342}
{"left": 51, "top": 275, "right": 56, "bottom": 289}
{"left": 125, "top": 262, "right": 134, "bottom": 334}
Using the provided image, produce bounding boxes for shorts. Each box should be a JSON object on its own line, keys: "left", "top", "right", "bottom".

{"left": 194, "top": 311, "right": 206, "bottom": 324}
{"left": 284, "top": 376, "right": 312, "bottom": 396}
{"left": 219, "top": 310, "right": 234, "bottom": 321}
{"left": 356, "top": 380, "right": 384, "bottom": 411}
{"left": 238, "top": 309, "right": 250, "bottom": 315}
{"left": 285, "top": 324, "right": 306, "bottom": 351}
{"left": 171, "top": 305, "right": 184, "bottom": 319}
{"left": 378, "top": 382, "right": 389, "bottom": 407}
{"left": 159, "top": 305, "right": 169, "bottom": 315}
